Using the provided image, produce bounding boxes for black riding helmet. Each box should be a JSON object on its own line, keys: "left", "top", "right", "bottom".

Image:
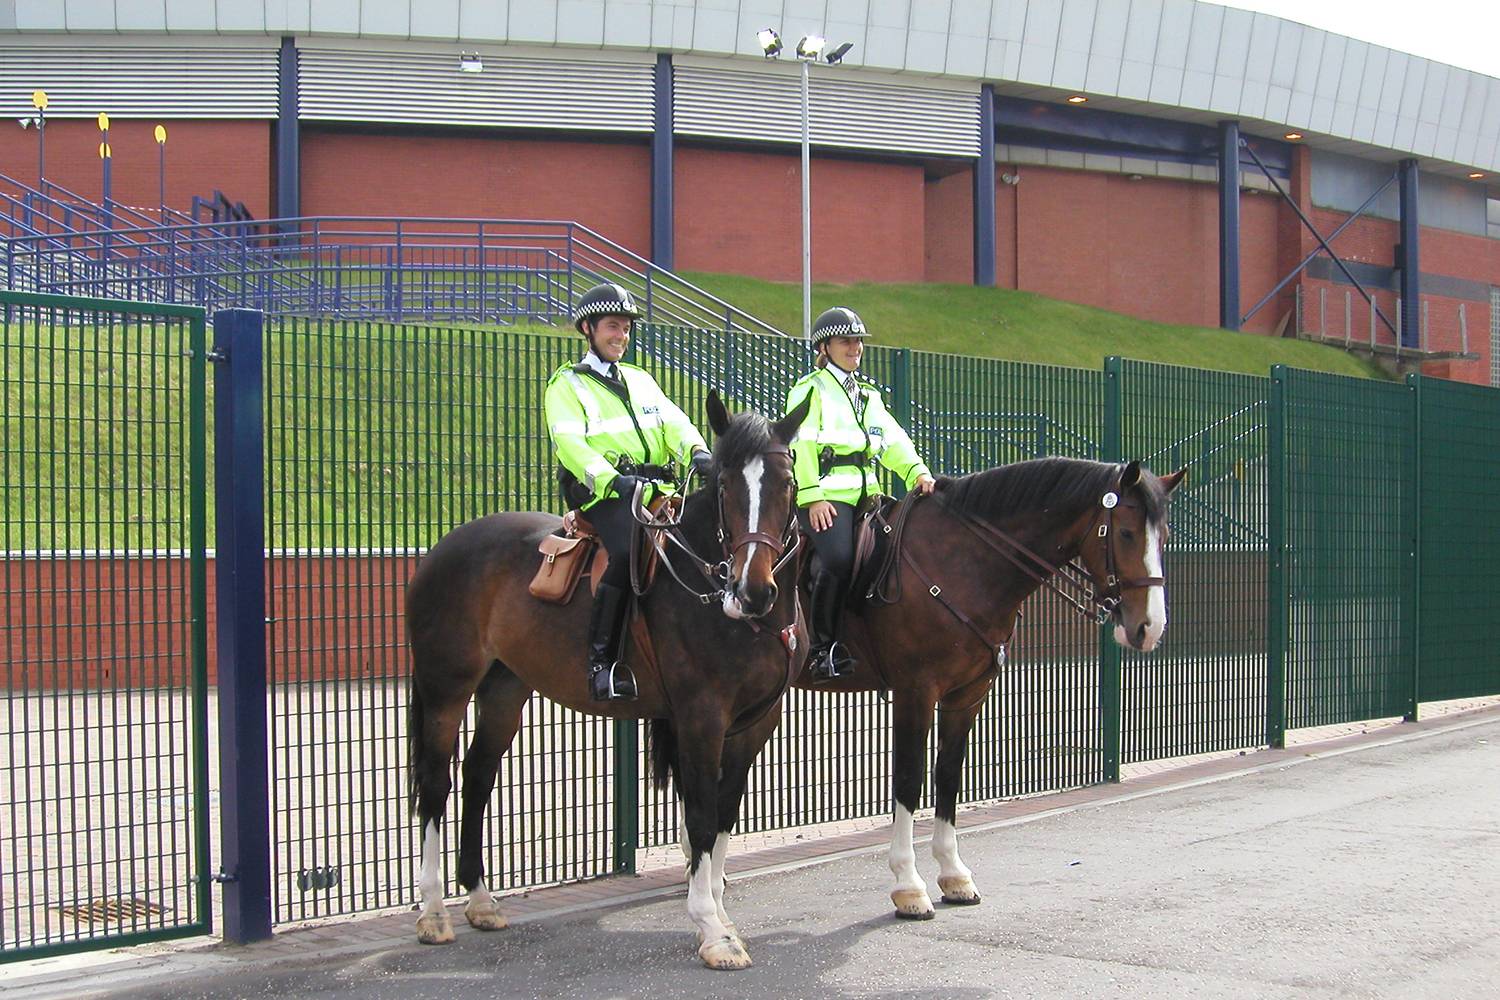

{"left": 573, "top": 282, "right": 643, "bottom": 334}
{"left": 810, "top": 306, "right": 871, "bottom": 351}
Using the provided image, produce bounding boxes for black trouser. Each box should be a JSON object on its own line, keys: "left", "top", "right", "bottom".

{"left": 798, "top": 500, "right": 857, "bottom": 583}
{"left": 586, "top": 496, "right": 636, "bottom": 588}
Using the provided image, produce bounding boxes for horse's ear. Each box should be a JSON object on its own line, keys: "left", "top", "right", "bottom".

{"left": 1159, "top": 467, "right": 1188, "bottom": 494}
{"left": 706, "top": 389, "right": 730, "bottom": 437}
{"left": 774, "top": 393, "right": 812, "bottom": 443}
{"left": 1120, "top": 460, "right": 1142, "bottom": 489}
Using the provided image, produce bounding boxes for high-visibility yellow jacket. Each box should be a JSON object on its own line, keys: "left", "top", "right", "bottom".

{"left": 785, "top": 366, "right": 930, "bottom": 507}
{"left": 544, "top": 361, "right": 707, "bottom": 509}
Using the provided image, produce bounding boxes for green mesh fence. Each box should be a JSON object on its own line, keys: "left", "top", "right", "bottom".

{"left": 1272, "top": 366, "right": 1416, "bottom": 731}
{"left": 1412, "top": 374, "right": 1500, "bottom": 702}
{"left": 1114, "top": 359, "right": 1270, "bottom": 762}
{"left": 0, "top": 291, "right": 210, "bottom": 961}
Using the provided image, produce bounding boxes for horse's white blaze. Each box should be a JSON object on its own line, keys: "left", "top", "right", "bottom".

{"left": 418, "top": 819, "right": 444, "bottom": 914}
{"left": 686, "top": 849, "right": 733, "bottom": 944}
{"left": 739, "top": 455, "right": 765, "bottom": 588}
{"left": 931, "top": 818, "right": 971, "bottom": 883}
{"left": 1140, "top": 520, "right": 1166, "bottom": 650}
{"left": 888, "top": 804, "right": 923, "bottom": 894}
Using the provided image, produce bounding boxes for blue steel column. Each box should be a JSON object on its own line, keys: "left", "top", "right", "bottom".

{"left": 972, "top": 84, "right": 996, "bottom": 287}
{"left": 276, "top": 37, "right": 300, "bottom": 225}
{"left": 1218, "top": 121, "right": 1241, "bottom": 330}
{"left": 212, "top": 309, "right": 272, "bottom": 944}
{"left": 651, "top": 53, "right": 674, "bottom": 270}
{"left": 1399, "top": 158, "right": 1420, "bottom": 348}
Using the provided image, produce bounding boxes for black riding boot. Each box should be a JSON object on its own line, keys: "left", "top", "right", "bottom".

{"left": 806, "top": 569, "right": 855, "bottom": 683}
{"left": 586, "top": 582, "right": 637, "bottom": 702}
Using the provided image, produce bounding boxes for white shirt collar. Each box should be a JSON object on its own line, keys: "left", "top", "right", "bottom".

{"left": 580, "top": 351, "right": 618, "bottom": 378}
{"left": 826, "top": 360, "right": 857, "bottom": 383}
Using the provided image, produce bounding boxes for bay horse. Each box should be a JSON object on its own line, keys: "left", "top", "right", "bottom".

{"left": 801, "top": 457, "right": 1185, "bottom": 918}
{"left": 406, "top": 392, "right": 809, "bottom": 970}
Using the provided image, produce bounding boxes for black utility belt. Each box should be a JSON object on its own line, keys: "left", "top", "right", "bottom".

{"left": 616, "top": 460, "right": 678, "bottom": 482}
{"left": 818, "top": 446, "right": 869, "bottom": 477}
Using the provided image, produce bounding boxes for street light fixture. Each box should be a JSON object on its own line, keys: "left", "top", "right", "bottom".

{"left": 757, "top": 28, "right": 782, "bottom": 58}
{"left": 795, "top": 35, "right": 826, "bottom": 59}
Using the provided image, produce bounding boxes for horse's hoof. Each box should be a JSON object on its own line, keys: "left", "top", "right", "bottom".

{"left": 891, "top": 888, "right": 936, "bottom": 920}
{"left": 698, "top": 934, "right": 753, "bottom": 970}
{"left": 938, "top": 876, "right": 982, "bottom": 906}
{"left": 697, "top": 924, "right": 743, "bottom": 949}
{"left": 465, "top": 905, "right": 509, "bottom": 932}
{"left": 415, "top": 910, "right": 456, "bottom": 945}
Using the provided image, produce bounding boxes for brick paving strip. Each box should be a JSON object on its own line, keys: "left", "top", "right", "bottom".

{"left": 3, "top": 696, "right": 1496, "bottom": 998}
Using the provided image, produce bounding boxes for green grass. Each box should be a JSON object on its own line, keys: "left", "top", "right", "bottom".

{"left": 684, "top": 272, "right": 1388, "bottom": 380}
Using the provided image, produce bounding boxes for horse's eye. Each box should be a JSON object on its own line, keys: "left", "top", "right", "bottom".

{"left": 1120, "top": 529, "right": 1135, "bottom": 542}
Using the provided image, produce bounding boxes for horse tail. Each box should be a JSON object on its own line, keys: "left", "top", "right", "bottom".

{"left": 647, "top": 718, "right": 679, "bottom": 793}
{"left": 406, "top": 674, "right": 425, "bottom": 817}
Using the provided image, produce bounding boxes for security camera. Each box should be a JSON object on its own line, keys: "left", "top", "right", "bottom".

{"left": 19, "top": 117, "right": 30, "bottom": 129}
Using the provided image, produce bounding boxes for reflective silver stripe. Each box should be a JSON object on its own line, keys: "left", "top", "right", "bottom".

{"left": 563, "top": 372, "right": 602, "bottom": 425}
{"left": 819, "top": 471, "right": 866, "bottom": 490}
{"left": 550, "top": 420, "right": 587, "bottom": 436}
{"left": 817, "top": 429, "right": 870, "bottom": 448}
{"left": 583, "top": 459, "right": 614, "bottom": 493}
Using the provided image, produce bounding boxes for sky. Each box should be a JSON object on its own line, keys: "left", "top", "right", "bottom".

{"left": 1218, "top": 0, "right": 1500, "bottom": 80}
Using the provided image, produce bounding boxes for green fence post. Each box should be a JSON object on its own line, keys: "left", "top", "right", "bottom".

{"left": 613, "top": 720, "right": 639, "bottom": 873}
{"left": 890, "top": 347, "right": 913, "bottom": 498}
{"left": 1100, "top": 357, "right": 1123, "bottom": 781}
{"left": 1265, "top": 365, "right": 1287, "bottom": 749}
{"left": 1405, "top": 373, "right": 1421, "bottom": 722}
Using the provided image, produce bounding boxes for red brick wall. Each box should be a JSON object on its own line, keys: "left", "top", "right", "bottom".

{"left": 300, "top": 128, "right": 653, "bottom": 257}
{"left": 675, "top": 145, "right": 926, "bottom": 282}
{"left": 0, "top": 119, "right": 271, "bottom": 220}
{"left": 923, "top": 167, "right": 973, "bottom": 283}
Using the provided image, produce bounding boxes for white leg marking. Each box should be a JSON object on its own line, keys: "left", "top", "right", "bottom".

{"left": 414, "top": 819, "right": 456, "bottom": 944}
{"left": 690, "top": 848, "right": 751, "bottom": 968}
{"left": 711, "top": 832, "right": 733, "bottom": 930}
{"left": 933, "top": 818, "right": 982, "bottom": 905}
{"left": 888, "top": 805, "right": 934, "bottom": 918}
{"left": 465, "top": 876, "right": 508, "bottom": 931}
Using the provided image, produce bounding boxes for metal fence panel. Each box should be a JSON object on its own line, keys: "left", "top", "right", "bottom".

{"left": 1115, "top": 359, "right": 1270, "bottom": 762}
{"left": 0, "top": 291, "right": 209, "bottom": 961}
{"left": 1277, "top": 367, "right": 1415, "bottom": 729}
{"left": 1412, "top": 374, "right": 1500, "bottom": 702}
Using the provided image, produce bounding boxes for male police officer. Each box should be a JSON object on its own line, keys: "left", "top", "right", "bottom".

{"left": 544, "top": 283, "right": 714, "bottom": 701}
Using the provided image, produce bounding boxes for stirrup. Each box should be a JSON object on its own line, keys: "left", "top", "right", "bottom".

{"left": 807, "top": 642, "right": 854, "bottom": 683}
{"left": 589, "top": 660, "right": 638, "bottom": 702}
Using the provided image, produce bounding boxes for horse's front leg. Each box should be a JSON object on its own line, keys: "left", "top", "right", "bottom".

{"left": 701, "top": 708, "right": 781, "bottom": 949}
{"left": 889, "top": 689, "right": 939, "bottom": 919}
{"left": 458, "top": 667, "right": 531, "bottom": 932}
{"left": 677, "top": 721, "right": 750, "bottom": 969}
{"left": 932, "top": 682, "right": 992, "bottom": 906}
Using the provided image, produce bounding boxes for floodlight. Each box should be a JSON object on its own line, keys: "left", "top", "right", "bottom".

{"left": 796, "top": 35, "right": 826, "bottom": 59}
{"left": 458, "top": 52, "right": 484, "bottom": 73}
{"left": 825, "top": 42, "right": 854, "bottom": 64}
{"left": 757, "top": 28, "right": 782, "bottom": 57}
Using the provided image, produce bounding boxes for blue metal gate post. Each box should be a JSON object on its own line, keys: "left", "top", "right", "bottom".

{"left": 1399, "top": 159, "right": 1420, "bottom": 348}
{"left": 275, "top": 37, "right": 300, "bottom": 227}
{"left": 973, "top": 84, "right": 996, "bottom": 287}
{"left": 1218, "top": 121, "right": 1241, "bottom": 331}
{"left": 651, "top": 53, "right": 674, "bottom": 270}
{"left": 211, "top": 309, "right": 272, "bottom": 944}
{"left": 1100, "top": 357, "right": 1124, "bottom": 781}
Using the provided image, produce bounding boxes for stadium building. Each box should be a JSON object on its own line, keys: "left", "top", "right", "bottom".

{"left": 3, "top": 0, "right": 1498, "bottom": 384}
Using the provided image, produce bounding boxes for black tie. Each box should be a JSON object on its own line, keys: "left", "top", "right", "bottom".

{"left": 844, "top": 374, "right": 865, "bottom": 421}
{"left": 608, "top": 363, "right": 621, "bottom": 384}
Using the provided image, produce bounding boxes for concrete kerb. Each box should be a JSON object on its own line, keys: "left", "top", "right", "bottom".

{"left": 4, "top": 699, "right": 1498, "bottom": 999}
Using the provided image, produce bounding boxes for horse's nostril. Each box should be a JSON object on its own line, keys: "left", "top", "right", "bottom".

{"left": 765, "top": 584, "right": 778, "bottom": 605}
{"left": 1136, "top": 621, "right": 1150, "bottom": 643}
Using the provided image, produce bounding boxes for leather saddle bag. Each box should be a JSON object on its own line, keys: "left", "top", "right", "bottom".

{"left": 529, "top": 533, "right": 599, "bottom": 605}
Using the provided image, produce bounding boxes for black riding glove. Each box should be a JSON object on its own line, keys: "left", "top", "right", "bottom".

{"left": 690, "top": 450, "right": 715, "bottom": 479}
{"left": 612, "top": 474, "right": 645, "bottom": 500}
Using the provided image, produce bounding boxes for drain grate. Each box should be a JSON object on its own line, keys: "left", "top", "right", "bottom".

{"left": 57, "top": 897, "right": 167, "bottom": 924}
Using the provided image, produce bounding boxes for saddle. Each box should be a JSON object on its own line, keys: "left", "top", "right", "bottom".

{"left": 847, "top": 493, "right": 917, "bottom": 607}
{"left": 527, "top": 497, "right": 681, "bottom": 605}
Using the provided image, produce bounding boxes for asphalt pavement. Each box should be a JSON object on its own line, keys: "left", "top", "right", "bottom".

{"left": 7, "top": 712, "right": 1498, "bottom": 1000}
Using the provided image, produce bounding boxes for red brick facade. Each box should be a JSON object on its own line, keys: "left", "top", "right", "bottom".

{"left": 0, "top": 119, "right": 271, "bottom": 220}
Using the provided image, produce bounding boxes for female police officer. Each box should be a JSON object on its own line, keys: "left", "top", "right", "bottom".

{"left": 544, "top": 283, "right": 714, "bottom": 701}
{"left": 785, "top": 307, "right": 936, "bottom": 682}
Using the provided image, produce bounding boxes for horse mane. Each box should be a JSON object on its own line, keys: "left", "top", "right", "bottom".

{"left": 937, "top": 456, "right": 1167, "bottom": 524}
{"left": 710, "top": 410, "right": 773, "bottom": 473}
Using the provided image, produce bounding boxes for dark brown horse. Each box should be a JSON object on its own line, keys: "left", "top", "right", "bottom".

{"left": 802, "top": 457, "right": 1185, "bottom": 918}
{"left": 406, "top": 392, "right": 809, "bottom": 969}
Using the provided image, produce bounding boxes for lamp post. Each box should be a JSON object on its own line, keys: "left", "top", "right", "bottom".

{"left": 757, "top": 29, "right": 853, "bottom": 345}
{"left": 155, "top": 124, "right": 168, "bottom": 221}
{"left": 30, "top": 90, "right": 47, "bottom": 188}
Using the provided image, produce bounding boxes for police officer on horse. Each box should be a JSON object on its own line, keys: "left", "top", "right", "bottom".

{"left": 786, "top": 307, "right": 936, "bottom": 682}
{"left": 544, "top": 283, "right": 714, "bottom": 701}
